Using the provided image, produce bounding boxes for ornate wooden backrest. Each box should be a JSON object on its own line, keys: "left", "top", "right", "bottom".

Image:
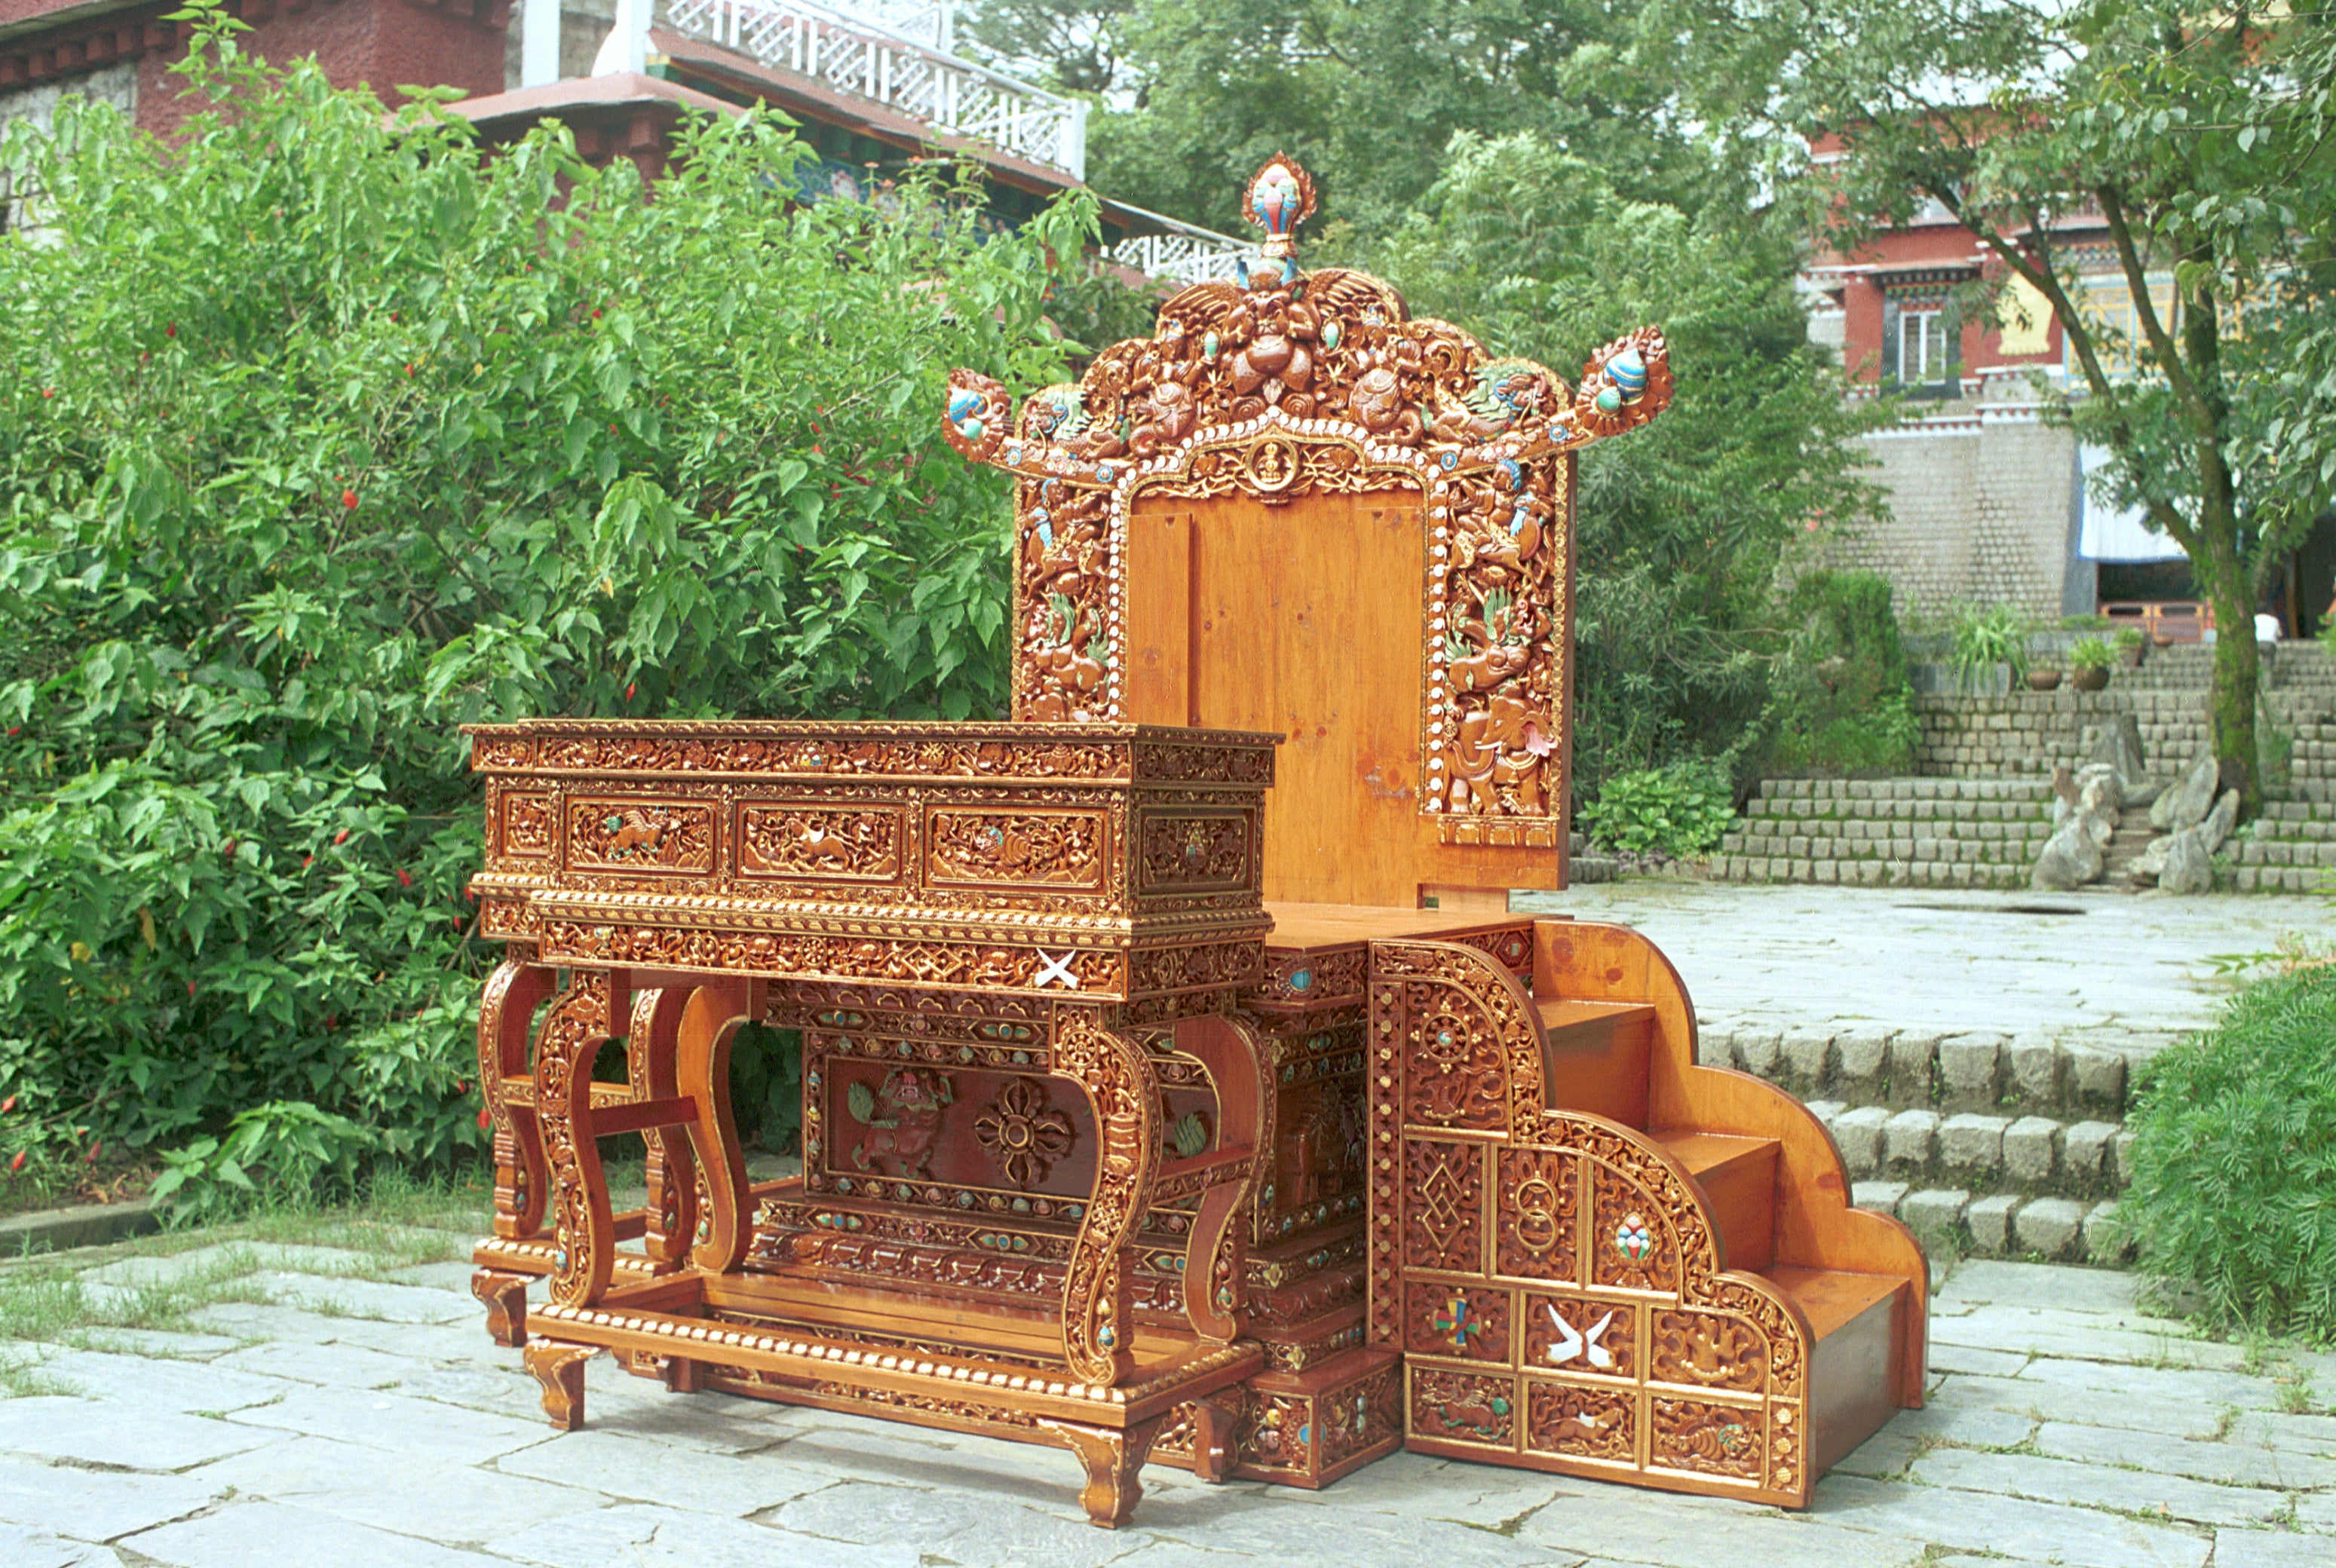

{"left": 943, "top": 156, "right": 1674, "bottom": 907}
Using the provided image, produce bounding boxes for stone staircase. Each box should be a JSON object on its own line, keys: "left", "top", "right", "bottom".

{"left": 1693, "top": 1021, "right": 2143, "bottom": 1266}
{"left": 1715, "top": 778, "right": 2054, "bottom": 889}
{"left": 1710, "top": 642, "right": 2336, "bottom": 892}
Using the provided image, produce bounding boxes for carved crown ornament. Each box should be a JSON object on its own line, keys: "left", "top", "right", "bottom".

{"left": 940, "top": 155, "right": 1674, "bottom": 839}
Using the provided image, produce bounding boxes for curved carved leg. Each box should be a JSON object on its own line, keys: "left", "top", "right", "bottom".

{"left": 1054, "top": 1007, "right": 1165, "bottom": 1386}
{"left": 629, "top": 986, "right": 700, "bottom": 1272}
{"left": 676, "top": 981, "right": 757, "bottom": 1274}
{"left": 535, "top": 973, "right": 623, "bottom": 1307}
{"left": 1042, "top": 1415, "right": 1168, "bottom": 1529}
{"left": 479, "top": 954, "right": 555, "bottom": 1240}
{"left": 470, "top": 1269, "right": 529, "bottom": 1348}
{"left": 1173, "top": 1013, "right": 1265, "bottom": 1342}
{"left": 523, "top": 1340, "right": 599, "bottom": 1432}
{"left": 1189, "top": 1392, "right": 1241, "bottom": 1484}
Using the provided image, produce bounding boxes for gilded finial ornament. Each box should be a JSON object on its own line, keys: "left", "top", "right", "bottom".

{"left": 1243, "top": 154, "right": 1317, "bottom": 262}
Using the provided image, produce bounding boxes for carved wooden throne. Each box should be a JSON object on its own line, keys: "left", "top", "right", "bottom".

{"left": 937, "top": 155, "right": 1929, "bottom": 1508}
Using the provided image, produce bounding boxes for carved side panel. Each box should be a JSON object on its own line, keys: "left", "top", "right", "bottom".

{"left": 1369, "top": 936, "right": 1816, "bottom": 1504}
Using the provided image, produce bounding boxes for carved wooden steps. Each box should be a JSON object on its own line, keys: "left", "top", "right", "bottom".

{"left": 1369, "top": 920, "right": 1927, "bottom": 1508}
{"left": 1534, "top": 917, "right": 1928, "bottom": 1489}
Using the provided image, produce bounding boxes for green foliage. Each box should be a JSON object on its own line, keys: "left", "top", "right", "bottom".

{"left": 2114, "top": 626, "right": 2147, "bottom": 652}
{"left": 1353, "top": 131, "right": 1887, "bottom": 793}
{"left": 146, "top": 1100, "right": 378, "bottom": 1217}
{"left": 2069, "top": 636, "right": 2114, "bottom": 672}
{"left": 1677, "top": 0, "right": 2336, "bottom": 811}
{"left": 0, "top": 23, "right": 1085, "bottom": 1202}
{"left": 1032, "top": 0, "right": 1736, "bottom": 240}
{"left": 1576, "top": 761, "right": 1738, "bottom": 860}
{"left": 1761, "top": 570, "right": 1918, "bottom": 776}
{"left": 1949, "top": 602, "right": 2031, "bottom": 690}
{"left": 2123, "top": 966, "right": 2336, "bottom": 1343}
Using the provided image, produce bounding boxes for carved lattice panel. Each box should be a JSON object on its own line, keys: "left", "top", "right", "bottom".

{"left": 1494, "top": 1147, "right": 1578, "bottom": 1282}
{"left": 1403, "top": 1281, "right": 1511, "bottom": 1364}
{"left": 1588, "top": 1162, "right": 1680, "bottom": 1294}
{"left": 1400, "top": 1138, "right": 1483, "bottom": 1273}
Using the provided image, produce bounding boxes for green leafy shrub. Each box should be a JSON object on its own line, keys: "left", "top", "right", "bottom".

{"left": 1950, "top": 602, "right": 2031, "bottom": 688}
{"left": 0, "top": 23, "right": 1082, "bottom": 1204}
{"left": 2123, "top": 966, "right": 2336, "bottom": 1342}
{"left": 1576, "top": 761, "right": 1738, "bottom": 859}
{"left": 1761, "top": 570, "right": 1919, "bottom": 776}
{"left": 2069, "top": 636, "right": 2114, "bottom": 671}
{"left": 2114, "top": 626, "right": 2147, "bottom": 652}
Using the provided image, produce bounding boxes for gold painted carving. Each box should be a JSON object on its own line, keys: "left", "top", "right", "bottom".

{"left": 927, "top": 809, "right": 1106, "bottom": 890}
{"left": 738, "top": 804, "right": 903, "bottom": 881}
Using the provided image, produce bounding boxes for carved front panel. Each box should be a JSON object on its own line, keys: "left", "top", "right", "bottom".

{"left": 1404, "top": 1282, "right": 1510, "bottom": 1364}
{"left": 566, "top": 798, "right": 716, "bottom": 874}
{"left": 737, "top": 802, "right": 905, "bottom": 884}
{"left": 1590, "top": 1165, "right": 1680, "bottom": 1295}
{"left": 1401, "top": 1138, "right": 1482, "bottom": 1273}
{"left": 925, "top": 808, "right": 1108, "bottom": 892}
{"left": 1494, "top": 1148, "right": 1578, "bottom": 1282}
{"left": 1651, "top": 1396, "right": 1766, "bottom": 1481}
{"left": 1525, "top": 1377, "right": 1636, "bottom": 1465}
{"left": 1650, "top": 1309, "right": 1767, "bottom": 1395}
{"left": 1408, "top": 1366, "right": 1516, "bottom": 1450}
{"left": 1524, "top": 1294, "right": 1639, "bottom": 1383}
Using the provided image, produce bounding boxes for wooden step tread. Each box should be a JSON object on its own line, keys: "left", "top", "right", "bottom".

{"left": 1761, "top": 1266, "right": 1905, "bottom": 1341}
{"left": 1653, "top": 1131, "right": 1777, "bottom": 1180}
{"left": 1535, "top": 999, "right": 1657, "bottom": 1040}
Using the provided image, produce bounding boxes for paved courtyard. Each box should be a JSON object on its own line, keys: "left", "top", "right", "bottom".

{"left": 1516, "top": 880, "right": 2313, "bottom": 1051}
{"left": 2, "top": 1233, "right": 2330, "bottom": 1568}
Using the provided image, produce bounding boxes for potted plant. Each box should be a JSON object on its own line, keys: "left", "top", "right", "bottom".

{"left": 2069, "top": 635, "right": 2113, "bottom": 691}
{"left": 2113, "top": 626, "right": 2146, "bottom": 668}
{"left": 1951, "top": 602, "right": 2030, "bottom": 693}
{"left": 2027, "top": 666, "right": 2064, "bottom": 691}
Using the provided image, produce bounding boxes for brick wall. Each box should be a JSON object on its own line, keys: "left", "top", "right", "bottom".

{"left": 1824, "top": 402, "right": 2081, "bottom": 623}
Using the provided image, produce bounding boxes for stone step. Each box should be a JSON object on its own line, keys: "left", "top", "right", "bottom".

{"left": 1810, "top": 1101, "right": 2129, "bottom": 1202}
{"left": 1851, "top": 1182, "right": 2129, "bottom": 1264}
{"left": 1694, "top": 1019, "right": 2138, "bottom": 1119}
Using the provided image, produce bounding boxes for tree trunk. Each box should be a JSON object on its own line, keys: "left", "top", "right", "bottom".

{"left": 2204, "top": 557, "right": 2264, "bottom": 819}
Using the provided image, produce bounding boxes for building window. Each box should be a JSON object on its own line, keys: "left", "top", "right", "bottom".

{"left": 1883, "top": 296, "right": 1959, "bottom": 394}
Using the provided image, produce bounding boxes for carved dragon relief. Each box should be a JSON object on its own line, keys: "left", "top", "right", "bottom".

{"left": 940, "top": 155, "right": 1673, "bottom": 840}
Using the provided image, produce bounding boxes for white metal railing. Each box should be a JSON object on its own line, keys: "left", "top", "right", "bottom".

{"left": 664, "top": 0, "right": 1085, "bottom": 179}
{"left": 1105, "top": 228, "right": 1252, "bottom": 287}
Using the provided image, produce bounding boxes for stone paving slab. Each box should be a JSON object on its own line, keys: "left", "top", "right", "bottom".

{"left": 1516, "top": 879, "right": 2304, "bottom": 1046}
{"left": 0, "top": 1236, "right": 2331, "bottom": 1567}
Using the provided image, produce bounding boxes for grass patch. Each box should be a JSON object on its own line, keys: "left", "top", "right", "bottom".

{"left": 0, "top": 1165, "right": 493, "bottom": 1371}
